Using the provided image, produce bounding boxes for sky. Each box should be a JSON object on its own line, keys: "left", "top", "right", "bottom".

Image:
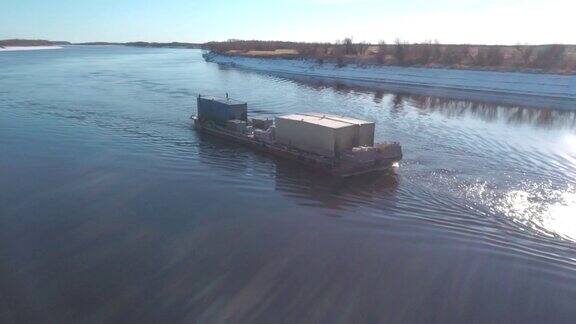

{"left": 0, "top": 0, "right": 574, "bottom": 44}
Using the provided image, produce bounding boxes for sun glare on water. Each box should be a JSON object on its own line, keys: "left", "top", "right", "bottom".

{"left": 518, "top": 134, "right": 576, "bottom": 240}
{"left": 542, "top": 190, "right": 576, "bottom": 240}
{"left": 496, "top": 185, "right": 576, "bottom": 240}
{"left": 564, "top": 134, "right": 576, "bottom": 150}
{"left": 445, "top": 169, "right": 576, "bottom": 240}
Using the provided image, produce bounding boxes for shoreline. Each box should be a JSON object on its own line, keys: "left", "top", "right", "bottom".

{"left": 205, "top": 53, "right": 576, "bottom": 111}
{"left": 0, "top": 46, "right": 63, "bottom": 52}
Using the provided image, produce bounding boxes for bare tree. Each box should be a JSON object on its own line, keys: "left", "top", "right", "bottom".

{"left": 520, "top": 46, "right": 534, "bottom": 66}
{"left": 343, "top": 37, "right": 354, "bottom": 55}
{"left": 417, "top": 40, "right": 434, "bottom": 65}
{"left": 440, "top": 46, "right": 462, "bottom": 65}
{"left": 394, "top": 38, "right": 407, "bottom": 65}
{"left": 431, "top": 40, "right": 441, "bottom": 63}
{"left": 354, "top": 42, "right": 370, "bottom": 56}
{"left": 534, "top": 44, "right": 565, "bottom": 69}
{"left": 376, "top": 40, "right": 386, "bottom": 64}
{"left": 333, "top": 45, "right": 346, "bottom": 67}
{"left": 486, "top": 46, "right": 504, "bottom": 66}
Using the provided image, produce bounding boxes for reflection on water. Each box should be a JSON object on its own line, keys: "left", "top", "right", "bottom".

{"left": 282, "top": 74, "right": 576, "bottom": 130}
{"left": 407, "top": 95, "right": 576, "bottom": 129}
{"left": 195, "top": 133, "right": 399, "bottom": 212}
{"left": 273, "top": 161, "right": 399, "bottom": 211}
{"left": 2, "top": 46, "right": 576, "bottom": 322}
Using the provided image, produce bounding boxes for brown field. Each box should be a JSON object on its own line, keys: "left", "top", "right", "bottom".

{"left": 242, "top": 49, "right": 299, "bottom": 57}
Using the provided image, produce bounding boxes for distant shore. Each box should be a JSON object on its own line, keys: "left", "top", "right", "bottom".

{"left": 0, "top": 39, "right": 69, "bottom": 47}
{"left": 0, "top": 39, "right": 202, "bottom": 50}
{"left": 75, "top": 41, "right": 202, "bottom": 49}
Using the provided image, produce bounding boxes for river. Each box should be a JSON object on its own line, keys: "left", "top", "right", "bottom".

{"left": 1, "top": 46, "right": 575, "bottom": 323}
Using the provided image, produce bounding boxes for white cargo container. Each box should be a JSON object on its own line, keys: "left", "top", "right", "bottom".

{"left": 275, "top": 113, "right": 375, "bottom": 157}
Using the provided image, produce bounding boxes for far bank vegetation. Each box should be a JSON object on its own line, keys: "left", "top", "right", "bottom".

{"left": 204, "top": 39, "right": 576, "bottom": 74}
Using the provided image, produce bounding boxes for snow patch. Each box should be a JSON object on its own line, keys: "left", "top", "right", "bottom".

{"left": 206, "top": 53, "right": 576, "bottom": 110}
{"left": 0, "top": 46, "right": 63, "bottom": 52}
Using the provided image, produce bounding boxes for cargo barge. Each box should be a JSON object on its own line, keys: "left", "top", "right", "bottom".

{"left": 191, "top": 95, "right": 402, "bottom": 177}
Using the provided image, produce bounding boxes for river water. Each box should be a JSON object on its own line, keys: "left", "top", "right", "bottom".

{"left": 1, "top": 46, "right": 575, "bottom": 323}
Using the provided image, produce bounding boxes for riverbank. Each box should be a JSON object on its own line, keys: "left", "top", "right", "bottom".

{"left": 205, "top": 53, "right": 576, "bottom": 110}
{"left": 204, "top": 41, "right": 576, "bottom": 74}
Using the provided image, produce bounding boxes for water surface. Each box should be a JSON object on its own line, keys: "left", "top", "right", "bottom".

{"left": 1, "top": 46, "right": 576, "bottom": 323}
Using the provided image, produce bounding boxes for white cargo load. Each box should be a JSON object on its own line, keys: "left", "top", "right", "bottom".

{"left": 275, "top": 113, "right": 375, "bottom": 157}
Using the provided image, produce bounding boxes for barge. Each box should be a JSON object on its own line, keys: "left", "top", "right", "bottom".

{"left": 191, "top": 95, "right": 402, "bottom": 177}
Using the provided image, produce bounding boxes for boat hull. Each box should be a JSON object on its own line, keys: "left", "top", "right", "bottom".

{"left": 192, "top": 118, "right": 401, "bottom": 177}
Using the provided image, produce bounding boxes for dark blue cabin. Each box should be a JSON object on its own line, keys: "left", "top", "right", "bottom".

{"left": 197, "top": 95, "right": 247, "bottom": 125}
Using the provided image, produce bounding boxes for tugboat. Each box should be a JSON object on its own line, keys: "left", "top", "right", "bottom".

{"left": 191, "top": 94, "right": 402, "bottom": 177}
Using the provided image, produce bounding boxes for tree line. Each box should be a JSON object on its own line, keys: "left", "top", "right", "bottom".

{"left": 203, "top": 39, "right": 575, "bottom": 73}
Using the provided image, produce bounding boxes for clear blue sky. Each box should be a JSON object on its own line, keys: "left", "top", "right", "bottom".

{"left": 0, "top": 0, "right": 573, "bottom": 44}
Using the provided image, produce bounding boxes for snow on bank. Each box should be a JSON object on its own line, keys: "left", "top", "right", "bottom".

{"left": 0, "top": 46, "right": 62, "bottom": 52}
{"left": 206, "top": 53, "right": 576, "bottom": 110}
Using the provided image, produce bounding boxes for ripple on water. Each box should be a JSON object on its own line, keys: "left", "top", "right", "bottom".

{"left": 3, "top": 47, "right": 576, "bottom": 322}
